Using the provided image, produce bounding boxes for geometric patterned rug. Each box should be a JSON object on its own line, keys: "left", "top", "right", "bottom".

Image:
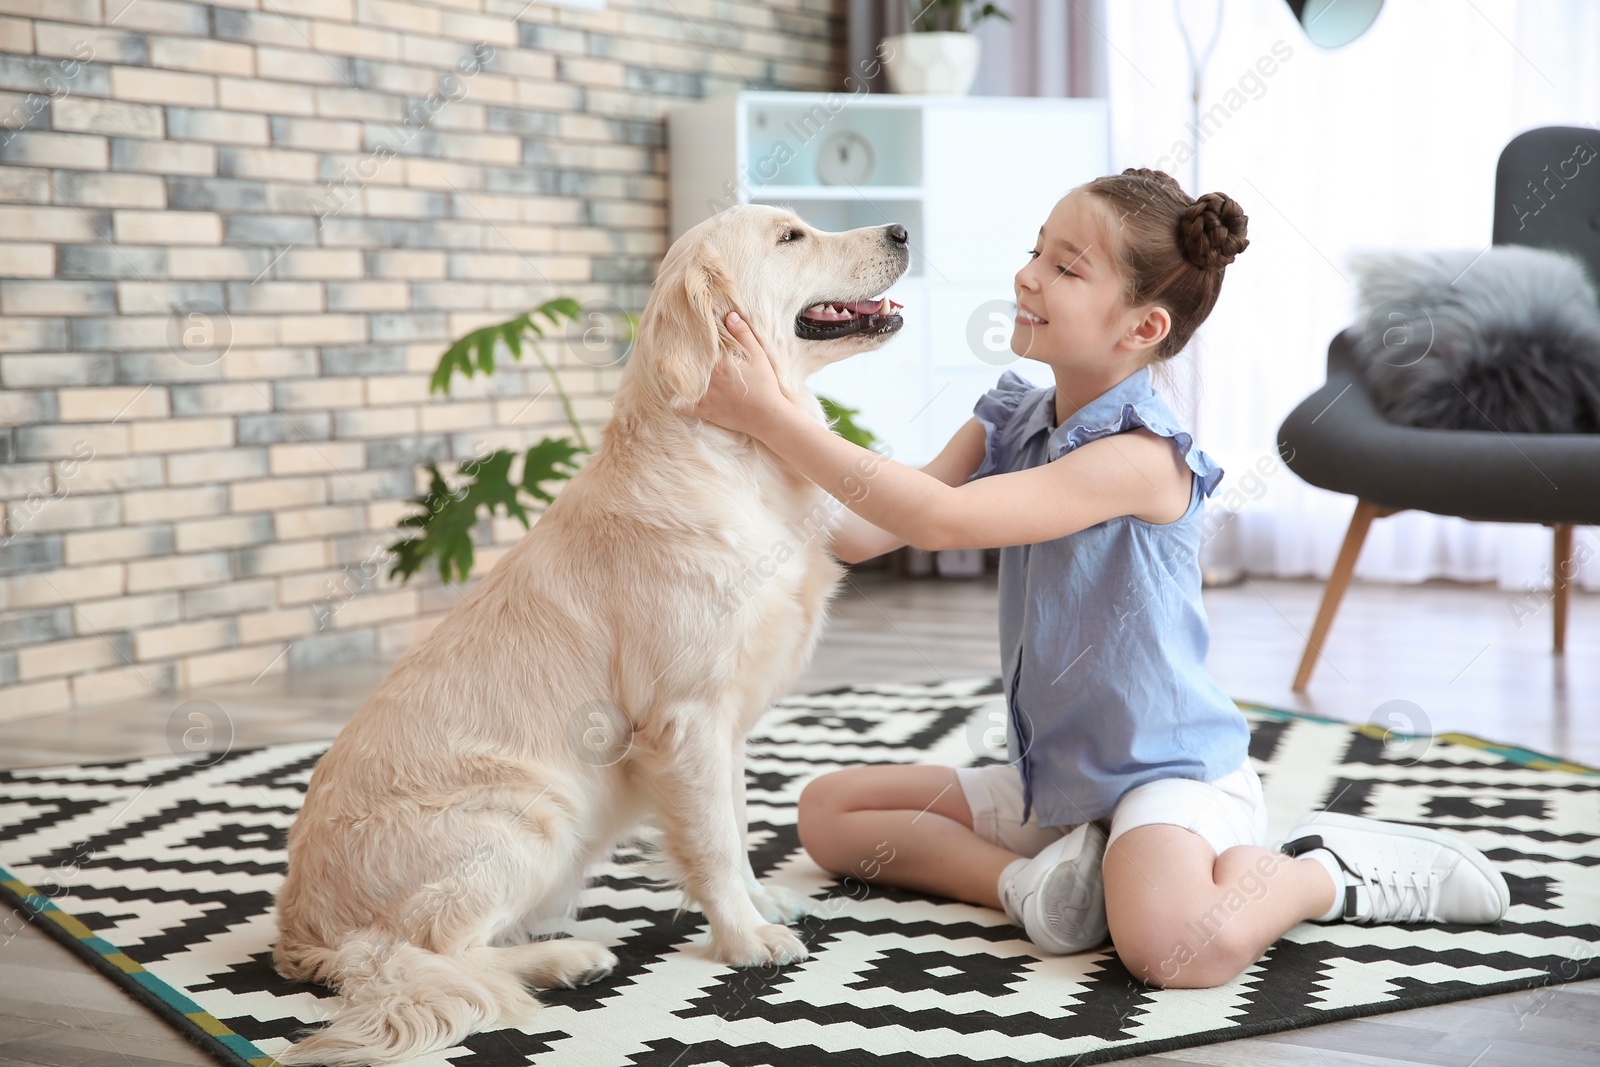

{"left": 2, "top": 676, "right": 1597, "bottom": 1067}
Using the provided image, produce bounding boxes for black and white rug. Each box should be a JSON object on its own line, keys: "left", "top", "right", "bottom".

{"left": 2, "top": 677, "right": 1597, "bottom": 1067}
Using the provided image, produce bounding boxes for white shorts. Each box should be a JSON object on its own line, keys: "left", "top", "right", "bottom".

{"left": 954, "top": 758, "right": 1268, "bottom": 859}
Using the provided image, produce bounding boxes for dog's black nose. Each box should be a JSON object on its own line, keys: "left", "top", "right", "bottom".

{"left": 884, "top": 224, "right": 908, "bottom": 245}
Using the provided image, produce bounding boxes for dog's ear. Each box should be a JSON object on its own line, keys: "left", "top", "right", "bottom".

{"left": 640, "top": 243, "right": 743, "bottom": 412}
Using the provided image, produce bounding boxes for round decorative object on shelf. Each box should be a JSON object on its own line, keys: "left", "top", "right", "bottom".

{"left": 816, "top": 129, "right": 875, "bottom": 186}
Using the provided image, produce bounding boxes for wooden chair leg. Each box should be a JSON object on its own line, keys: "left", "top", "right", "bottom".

{"left": 1293, "top": 500, "right": 1386, "bottom": 691}
{"left": 1553, "top": 523, "right": 1573, "bottom": 656}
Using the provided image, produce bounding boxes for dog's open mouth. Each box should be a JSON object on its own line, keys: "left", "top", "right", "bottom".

{"left": 794, "top": 296, "right": 905, "bottom": 341}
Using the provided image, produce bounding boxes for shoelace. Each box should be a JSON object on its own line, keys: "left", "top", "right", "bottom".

{"left": 1355, "top": 864, "right": 1440, "bottom": 923}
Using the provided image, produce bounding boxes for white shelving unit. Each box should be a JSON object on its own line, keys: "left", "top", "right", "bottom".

{"left": 667, "top": 91, "right": 1110, "bottom": 466}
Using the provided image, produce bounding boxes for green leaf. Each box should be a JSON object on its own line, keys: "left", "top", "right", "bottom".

{"left": 907, "top": 0, "right": 1008, "bottom": 31}
{"left": 430, "top": 336, "right": 468, "bottom": 395}
{"left": 445, "top": 535, "right": 473, "bottom": 585}
{"left": 387, "top": 460, "right": 451, "bottom": 581}
{"left": 386, "top": 435, "right": 593, "bottom": 584}
{"left": 536, "top": 296, "right": 582, "bottom": 326}
{"left": 429, "top": 304, "right": 588, "bottom": 398}
{"left": 475, "top": 327, "right": 496, "bottom": 377}
{"left": 818, "top": 394, "right": 879, "bottom": 451}
{"left": 521, "top": 436, "right": 585, "bottom": 503}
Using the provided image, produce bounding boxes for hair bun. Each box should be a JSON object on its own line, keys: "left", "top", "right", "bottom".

{"left": 1179, "top": 192, "right": 1249, "bottom": 271}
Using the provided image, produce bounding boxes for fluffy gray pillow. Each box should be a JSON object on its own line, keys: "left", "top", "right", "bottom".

{"left": 1347, "top": 246, "right": 1600, "bottom": 433}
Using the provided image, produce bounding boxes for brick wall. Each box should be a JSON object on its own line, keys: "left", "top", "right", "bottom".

{"left": 0, "top": 0, "right": 845, "bottom": 717}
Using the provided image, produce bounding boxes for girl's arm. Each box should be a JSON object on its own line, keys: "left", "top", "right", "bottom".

{"left": 829, "top": 418, "right": 987, "bottom": 564}
{"left": 692, "top": 313, "right": 1191, "bottom": 551}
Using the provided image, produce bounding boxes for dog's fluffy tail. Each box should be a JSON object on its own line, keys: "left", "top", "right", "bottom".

{"left": 274, "top": 931, "right": 539, "bottom": 1067}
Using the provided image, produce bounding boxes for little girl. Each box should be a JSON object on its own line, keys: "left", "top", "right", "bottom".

{"left": 691, "top": 168, "right": 1509, "bottom": 988}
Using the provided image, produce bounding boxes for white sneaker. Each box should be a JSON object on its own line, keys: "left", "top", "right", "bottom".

{"left": 999, "top": 820, "right": 1109, "bottom": 954}
{"left": 1280, "top": 811, "right": 1510, "bottom": 925}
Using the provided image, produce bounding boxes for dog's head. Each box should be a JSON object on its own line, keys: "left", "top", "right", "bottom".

{"left": 634, "top": 204, "right": 910, "bottom": 412}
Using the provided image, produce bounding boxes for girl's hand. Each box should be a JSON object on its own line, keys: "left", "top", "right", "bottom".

{"left": 690, "top": 311, "right": 788, "bottom": 437}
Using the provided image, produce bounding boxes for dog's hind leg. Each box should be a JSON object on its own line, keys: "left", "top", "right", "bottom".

{"left": 474, "top": 938, "right": 616, "bottom": 989}
{"left": 281, "top": 828, "right": 616, "bottom": 1063}
{"left": 479, "top": 856, "right": 617, "bottom": 990}
{"left": 635, "top": 706, "right": 808, "bottom": 968}
{"left": 402, "top": 835, "right": 617, "bottom": 991}
{"left": 276, "top": 863, "right": 551, "bottom": 1067}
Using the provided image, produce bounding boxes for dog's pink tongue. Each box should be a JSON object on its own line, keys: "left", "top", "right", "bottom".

{"left": 847, "top": 299, "right": 885, "bottom": 315}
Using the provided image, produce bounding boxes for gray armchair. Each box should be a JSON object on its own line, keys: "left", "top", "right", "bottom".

{"left": 1277, "top": 125, "right": 1600, "bottom": 690}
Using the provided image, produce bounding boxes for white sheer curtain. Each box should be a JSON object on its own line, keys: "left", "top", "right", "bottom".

{"left": 1104, "top": 0, "right": 1600, "bottom": 592}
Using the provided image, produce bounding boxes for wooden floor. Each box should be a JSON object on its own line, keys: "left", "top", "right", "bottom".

{"left": 1, "top": 572, "right": 1595, "bottom": 1067}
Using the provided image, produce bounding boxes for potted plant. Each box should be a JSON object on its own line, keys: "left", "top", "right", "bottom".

{"left": 883, "top": 0, "right": 1012, "bottom": 96}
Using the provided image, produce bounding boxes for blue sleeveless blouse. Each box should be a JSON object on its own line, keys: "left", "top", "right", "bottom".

{"left": 966, "top": 366, "right": 1250, "bottom": 826}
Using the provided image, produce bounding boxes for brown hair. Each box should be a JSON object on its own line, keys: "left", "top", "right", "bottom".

{"left": 1078, "top": 167, "right": 1249, "bottom": 362}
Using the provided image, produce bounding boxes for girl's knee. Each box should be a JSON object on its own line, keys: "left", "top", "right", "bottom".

{"left": 797, "top": 769, "right": 851, "bottom": 822}
{"left": 1110, "top": 911, "right": 1258, "bottom": 989}
{"left": 1103, "top": 826, "right": 1269, "bottom": 989}
{"left": 795, "top": 765, "right": 896, "bottom": 830}
{"left": 796, "top": 764, "right": 964, "bottom": 876}
{"left": 796, "top": 772, "right": 852, "bottom": 872}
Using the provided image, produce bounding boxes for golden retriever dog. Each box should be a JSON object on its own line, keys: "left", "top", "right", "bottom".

{"left": 271, "top": 203, "right": 910, "bottom": 1065}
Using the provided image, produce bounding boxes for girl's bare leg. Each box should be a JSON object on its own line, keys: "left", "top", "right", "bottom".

{"left": 796, "top": 765, "right": 1025, "bottom": 909}
{"left": 1104, "top": 823, "right": 1337, "bottom": 988}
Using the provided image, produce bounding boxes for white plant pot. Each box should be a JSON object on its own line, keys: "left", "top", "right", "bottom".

{"left": 882, "top": 31, "right": 982, "bottom": 96}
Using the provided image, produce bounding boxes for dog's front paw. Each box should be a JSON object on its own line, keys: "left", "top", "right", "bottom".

{"left": 750, "top": 883, "right": 816, "bottom": 926}
{"left": 710, "top": 922, "right": 809, "bottom": 968}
